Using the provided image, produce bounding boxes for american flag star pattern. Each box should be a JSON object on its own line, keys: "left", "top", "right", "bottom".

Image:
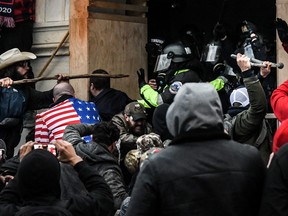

{"left": 34, "top": 98, "right": 101, "bottom": 144}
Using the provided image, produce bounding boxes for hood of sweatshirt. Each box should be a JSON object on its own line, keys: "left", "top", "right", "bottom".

{"left": 76, "top": 141, "right": 118, "bottom": 165}
{"left": 166, "top": 82, "right": 224, "bottom": 137}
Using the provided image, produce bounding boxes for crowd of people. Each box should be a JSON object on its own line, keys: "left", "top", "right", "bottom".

{"left": 0, "top": 15, "right": 288, "bottom": 216}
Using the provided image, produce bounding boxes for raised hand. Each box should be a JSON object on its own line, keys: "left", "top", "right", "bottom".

{"left": 276, "top": 18, "right": 288, "bottom": 43}
{"left": 137, "top": 68, "right": 147, "bottom": 88}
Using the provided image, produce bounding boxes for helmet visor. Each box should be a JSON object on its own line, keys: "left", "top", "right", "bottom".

{"left": 201, "top": 44, "right": 221, "bottom": 63}
{"left": 153, "top": 54, "right": 172, "bottom": 73}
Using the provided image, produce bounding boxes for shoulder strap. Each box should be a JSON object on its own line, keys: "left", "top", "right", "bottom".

{"left": 254, "top": 119, "right": 267, "bottom": 147}
{"left": 224, "top": 114, "right": 272, "bottom": 150}
{"left": 255, "top": 119, "right": 273, "bottom": 150}
{"left": 224, "top": 114, "right": 236, "bottom": 138}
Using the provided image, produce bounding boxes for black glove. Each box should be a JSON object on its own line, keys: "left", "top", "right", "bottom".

{"left": 137, "top": 68, "right": 146, "bottom": 88}
{"left": 276, "top": 18, "right": 288, "bottom": 43}
{"left": 213, "top": 23, "right": 226, "bottom": 41}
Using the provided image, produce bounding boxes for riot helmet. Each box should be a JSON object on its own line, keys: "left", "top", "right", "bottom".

{"left": 241, "top": 20, "right": 257, "bottom": 37}
{"left": 239, "top": 20, "right": 261, "bottom": 46}
{"left": 146, "top": 37, "right": 166, "bottom": 76}
{"left": 201, "top": 40, "right": 222, "bottom": 65}
{"left": 238, "top": 20, "right": 265, "bottom": 60}
{"left": 154, "top": 40, "right": 193, "bottom": 73}
{"left": 180, "top": 25, "right": 205, "bottom": 60}
{"left": 146, "top": 37, "right": 165, "bottom": 58}
{"left": 200, "top": 39, "right": 225, "bottom": 80}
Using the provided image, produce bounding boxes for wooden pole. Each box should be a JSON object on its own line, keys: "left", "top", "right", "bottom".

{"left": 0, "top": 73, "right": 129, "bottom": 86}
{"left": 37, "top": 31, "right": 70, "bottom": 78}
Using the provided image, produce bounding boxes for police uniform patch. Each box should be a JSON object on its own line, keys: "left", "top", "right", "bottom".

{"left": 169, "top": 81, "right": 183, "bottom": 94}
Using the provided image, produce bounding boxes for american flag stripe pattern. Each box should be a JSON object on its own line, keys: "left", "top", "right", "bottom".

{"left": 35, "top": 98, "right": 101, "bottom": 144}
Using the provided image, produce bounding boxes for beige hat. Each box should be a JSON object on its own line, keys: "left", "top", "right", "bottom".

{"left": 0, "top": 48, "right": 36, "bottom": 70}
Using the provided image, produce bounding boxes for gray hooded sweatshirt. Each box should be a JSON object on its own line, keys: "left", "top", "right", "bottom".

{"left": 166, "top": 82, "right": 224, "bottom": 136}
{"left": 126, "top": 82, "right": 265, "bottom": 216}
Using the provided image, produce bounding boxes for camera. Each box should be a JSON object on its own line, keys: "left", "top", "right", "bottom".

{"left": 33, "top": 144, "right": 58, "bottom": 157}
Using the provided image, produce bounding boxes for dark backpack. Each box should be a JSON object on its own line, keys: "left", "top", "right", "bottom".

{"left": 0, "top": 87, "right": 27, "bottom": 122}
{"left": 15, "top": 202, "right": 72, "bottom": 216}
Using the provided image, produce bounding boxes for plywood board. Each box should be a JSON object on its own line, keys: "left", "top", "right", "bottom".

{"left": 69, "top": 0, "right": 89, "bottom": 100}
{"left": 88, "top": 18, "right": 147, "bottom": 100}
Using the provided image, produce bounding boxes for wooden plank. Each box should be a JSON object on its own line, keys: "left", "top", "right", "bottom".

{"left": 89, "top": 1, "right": 148, "bottom": 13}
{"left": 89, "top": 12, "right": 147, "bottom": 23}
{"left": 88, "top": 18, "right": 147, "bottom": 100}
{"left": 70, "top": 0, "right": 89, "bottom": 100}
{"left": 276, "top": 1, "right": 288, "bottom": 86}
{"left": 69, "top": 0, "right": 148, "bottom": 100}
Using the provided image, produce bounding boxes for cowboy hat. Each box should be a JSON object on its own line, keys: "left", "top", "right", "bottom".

{"left": 0, "top": 48, "right": 36, "bottom": 70}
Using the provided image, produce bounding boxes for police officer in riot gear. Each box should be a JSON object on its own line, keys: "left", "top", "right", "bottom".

{"left": 137, "top": 39, "right": 206, "bottom": 108}
{"left": 145, "top": 37, "right": 166, "bottom": 77}
{"left": 207, "top": 21, "right": 273, "bottom": 114}
{"left": 200, "top": 32, "right": 232, "bottom": 114}
{"left": 238, "top": 20, "right": 266, "bottom": 62}
{"left": 210, "top": 20, "right": 267, "bottom": 76}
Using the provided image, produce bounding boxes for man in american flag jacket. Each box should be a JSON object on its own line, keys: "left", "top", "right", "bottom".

{"left": 34, "top": 82, "right": 101, "bottom": 144}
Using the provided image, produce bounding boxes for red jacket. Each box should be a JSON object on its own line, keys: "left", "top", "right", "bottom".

{"left": 13, "top": 0, "right": 35, "bottom": 23}
{"left": 270, "top": 80, "right": 288, "bottom": 122}
{"left": 0, "top": 0, "right": 35, "bottom": 28}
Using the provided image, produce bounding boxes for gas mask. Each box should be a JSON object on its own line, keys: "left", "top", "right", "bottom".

{"left": 240, "top": 20, "right": 264, "bottom": 59}
{"left": 201, "top": 40, "right": 225, "bottom": 80}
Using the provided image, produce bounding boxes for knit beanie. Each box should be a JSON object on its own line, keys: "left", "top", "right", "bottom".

{"left": 17, "top": 149, "right": 61, "bottom": 200}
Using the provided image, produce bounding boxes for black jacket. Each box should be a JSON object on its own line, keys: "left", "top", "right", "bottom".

{"left": 259, "top": 144, "right": 288, "bottom": 216}
{"left": 126, "top": 131, "right": 266, "bottom": 216}
{"left": 126, "top": 82, "right": 265, "bottom": 216}
{"left": 91, "top": 88, "right": 132, "bottom": 121}
{"left": 0, "top": 84, "right": 53, "bottom": 122}
{"left": 63, "top": 124, "right": 128, "bottom": 210}
{"left": 0, "top": 161, "right": 115, "bottom": 216}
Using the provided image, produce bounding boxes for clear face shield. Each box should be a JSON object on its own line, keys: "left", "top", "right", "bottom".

{"left": 153, "top": 53, "right": 172, "bottom": 73}
{"left": 152, "top": 54, "right": 172, "bottom": 91}
{"left": 153, "top": 45, "right": 192, "bottom": 90}
{"left": 200, "top": 41, "right": 222, "bottom": 64}
{"left": 201, "top": 41, "right": 225, "bottom": 80}
{"left": 153, "top": 45, "right": 192, "bottom": 73}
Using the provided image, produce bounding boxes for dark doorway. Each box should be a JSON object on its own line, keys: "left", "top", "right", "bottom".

{"left": 146, "top": 0, "right": 277, "bottom": 116}
{"left": 147, "top": 0, "right": 276, "bottom": 45}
